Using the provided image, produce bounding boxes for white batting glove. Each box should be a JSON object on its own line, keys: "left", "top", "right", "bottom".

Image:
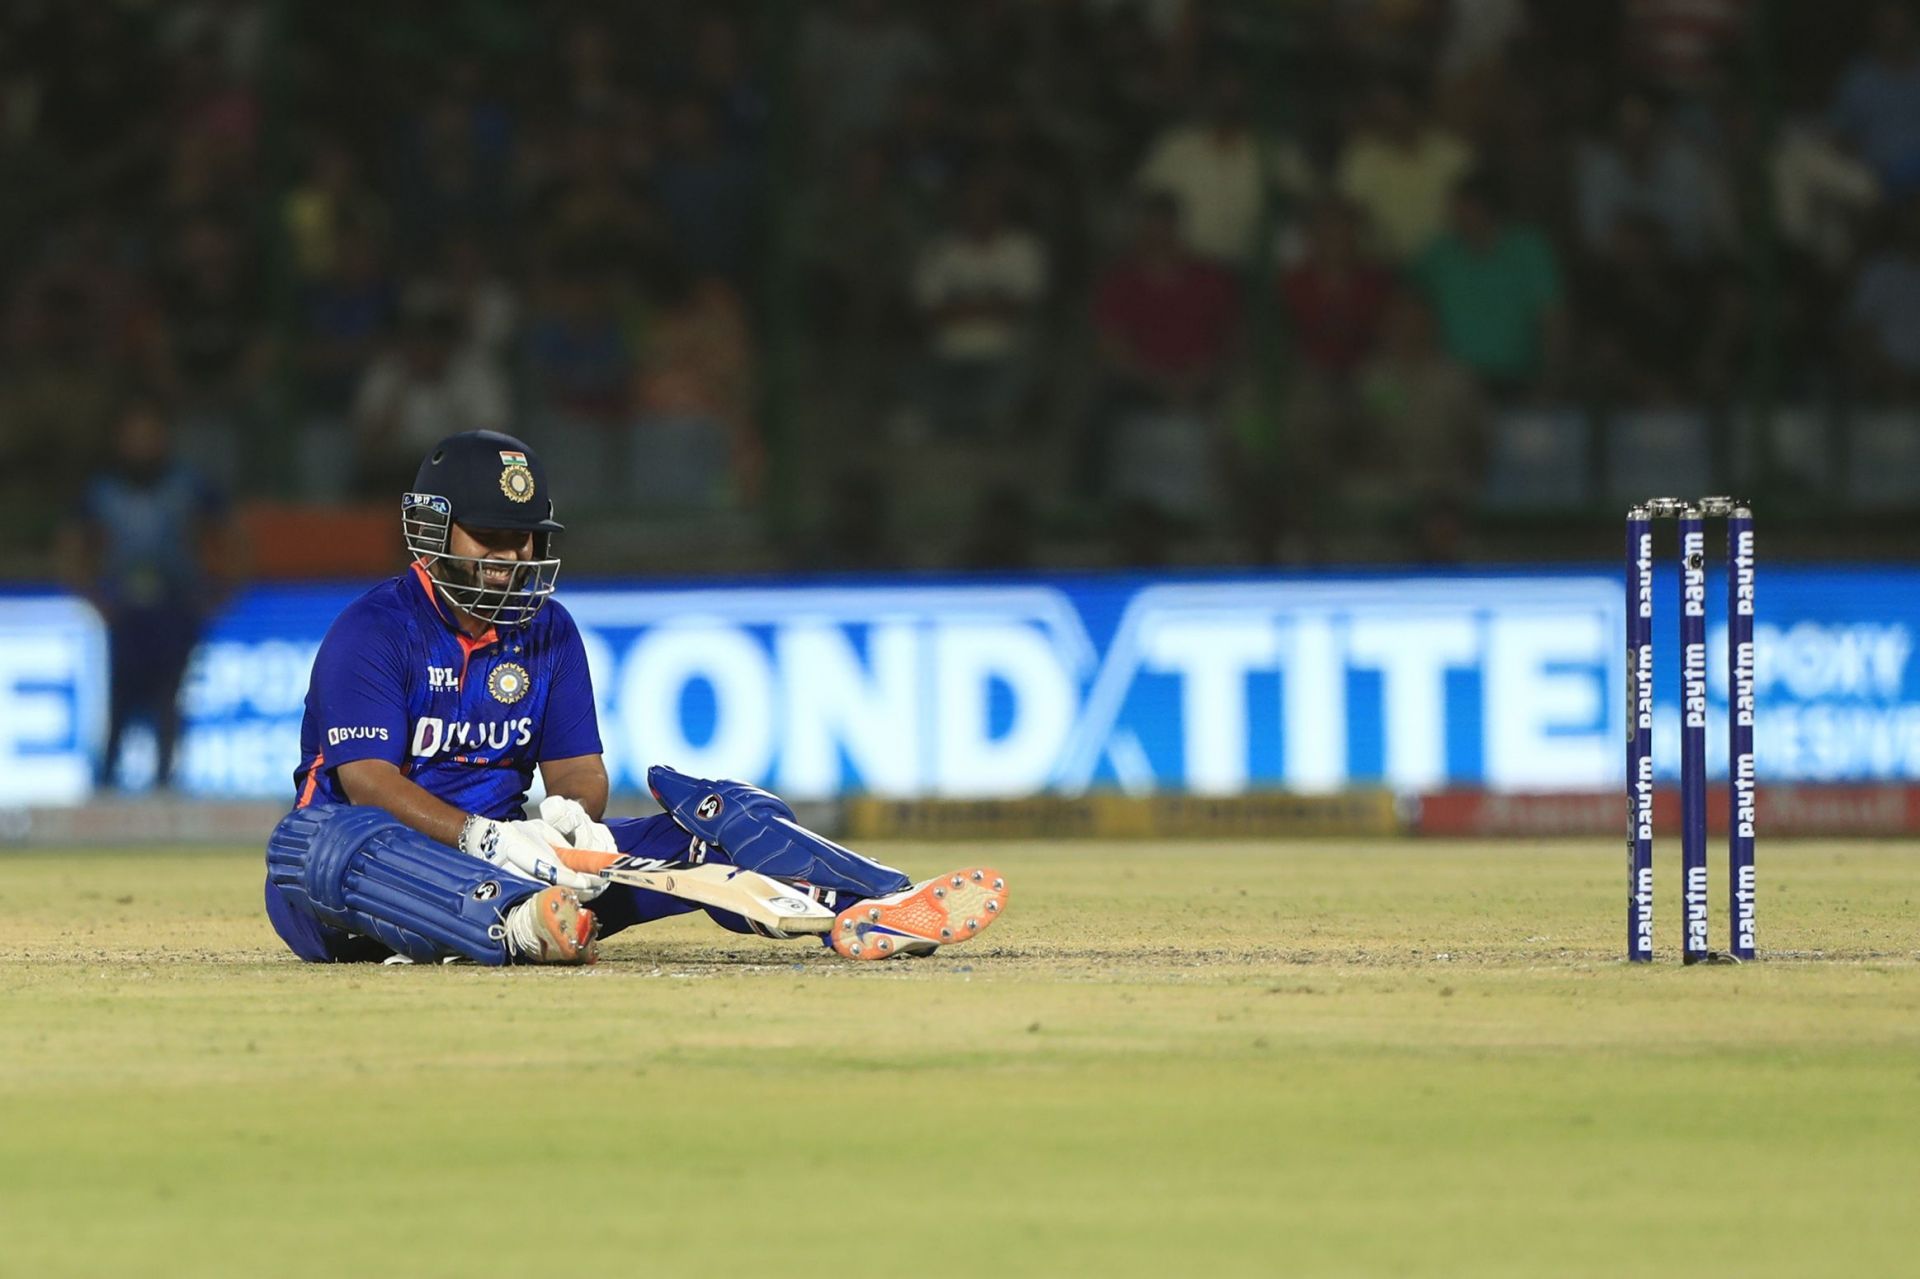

{"left": 538, "top": 795, "right": 619, "bottom": 855}
{"left": 459, "top": 816, "right": 609, "bottom": 900}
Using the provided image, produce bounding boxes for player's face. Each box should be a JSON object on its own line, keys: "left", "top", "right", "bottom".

{"left": 447, "top": 524, "right": 535, "bottom": 593}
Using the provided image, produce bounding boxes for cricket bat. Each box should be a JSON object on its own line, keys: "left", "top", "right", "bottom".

{"left": 556, "top": 848, "right": 837, "bottom": 934}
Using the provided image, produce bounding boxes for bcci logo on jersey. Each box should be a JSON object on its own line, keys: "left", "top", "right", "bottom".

{"left": 488, "top": 662, "right": 531, "bottom": 704}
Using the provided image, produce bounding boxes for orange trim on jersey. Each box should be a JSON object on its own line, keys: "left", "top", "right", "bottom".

{"left": 412, "top": 558, "right": 497, "bottom": 685}
{"left": 296, "top": 751, "right": 325, "bottom": 808}
{"left": 455, "top": 624, "right": 497, "bottom": 688}
{"left": 410, "top": 559, "right": 452, "bottom": 623}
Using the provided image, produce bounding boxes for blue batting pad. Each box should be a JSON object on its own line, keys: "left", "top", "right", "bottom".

{"left": 647, "top": 765, "right": 911, "bottom": 900}
{"left": 264, "top": 876, "right": 396, "bottom": 963}
{"left": 266, "top": 804, "right": 542, "bottom": 965}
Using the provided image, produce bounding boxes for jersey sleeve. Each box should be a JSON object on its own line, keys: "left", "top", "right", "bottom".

{"left": 307, "top": 607, "right": 412, "bottom": 767}
{"left": 537, "top": 604, "right": 603, "bottom": 762}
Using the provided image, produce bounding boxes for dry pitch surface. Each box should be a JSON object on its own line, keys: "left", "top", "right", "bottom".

{"left": 2, "top": 840, "right": 1917, "bottom": 1278}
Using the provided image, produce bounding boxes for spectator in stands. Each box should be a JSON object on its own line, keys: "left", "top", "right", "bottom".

{"left": 157, "top": 128, "right": 246, "bottom": 239}
{"left": 60, "top": 396, "right": 235, "bottom": 791}
{"left": 1134, "top": 70, "right": 1312, "bottom": 265}
{"left": 889, "top": 80, "right": 966, "bottom": 218}
{"left": 1435, "top": 0, "right": 1529, "bottom": 134}
{"left": 10, "top": 0, "right": 1920, "bottom": 579}
{"left": 1581, "top": 211, "right": 1737, "bottom": 403}
{"left": 1831, "top": 1, "right": 1920, "bottom": 195}
{"left": 1268, "top": 198, "right": 1397, "bottom": 533}
{"left": 0, "top": 277, "right": 136, "bottom": 549}
{"left": 795, "top": 138, "right": 919, "bottom": 410}
{"left": 905, "top": 172, "right": 1048, "bottom": 436}
{"left": 1084, "top": 190, "right": 1239, "bottom": 494}
{"left": 283, "top": 135, "right": 389, "bottom": 283}
{"left": 528, "top": 118, "right": 666, "bottom": 273}
{"left": 553, "top": 16, "right": 631, "bottom": 121}
{"left": 1774, "top": 116, "right": 1883, "bottom": 274}
{"left": 1329, "top": 0, "right": 1447, "bottom": 71}
{"left": 1079, "top": 2, "right": 1177, "bottom": 181}
{"left": 1336, "top": 77, "right": 1476, "bottom": 262}
{"left": 652, "top": 95, "right": 758, "bottom": 281}
{"left": 391, "top": 86, "right": 512, "bottom": 255}
{"left": 1280, "top": 197, "right": 1394, "bottom": 381}
{"left": 436, "top": 229, "right": 519, "bottom": 362}
{"left": 294, "top": 219, "right": 394, "bottom": 439}
{"left": 163, "top": 31, "right": 258, "bottom": 188}
{"left": 1350, "top": 292, "right": 1488, "bottom": 560}
{"left": 525, "top": 254, "right": 636, "bottom": 425}
{"left": 798, "top": 0, "right": 940, "bottom": 153}
{"left": 689, "top": 13, "right": 769, "bottom": 148}
{"left": 967, "top": 97, "right": 1078, "bottom": 269}
{"left": 155, "top": 215, "right": 267, "bottom": 469}
{"left": 1413, "top": 171, "right": 1568, "bottom": 398}
{"left": 1846, "top": 197, "right": 1920, "bottom": 396}
{"left": 352, "top": 287, "right": 510, "bottom": 494}
{"left": 1624, "top": 0, "right": 1751, "bottom": 98}
{"left": 631, "top": 265, "right": 762, "bottom": 509}
{"left": 156, "top": 0, "right": 267, "bottom": 82}
{"left": 1474, "top": 65, "right": 1573, "bottom": 237}
{"left": 1574, "top": 88, "right": 1728, "bottom": 260}
{"left": 521, "top": 251, "right": 639, "bottom": 509}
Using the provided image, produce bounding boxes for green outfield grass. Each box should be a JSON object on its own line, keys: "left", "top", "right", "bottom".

{"left": 2, "top": 839, "right": 1917, "bottom": 1277}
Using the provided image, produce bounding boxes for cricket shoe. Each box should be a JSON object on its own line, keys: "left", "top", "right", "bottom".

{"left": 831, "top": 867, "right": 1007, "bottom": 960}
{"left": 503, "top": 886, "right": 600, "bottom": 965}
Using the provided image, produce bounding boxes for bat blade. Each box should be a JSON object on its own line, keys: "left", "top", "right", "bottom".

{"left": 599, "top": 859, "right": 837, "bottom": 935}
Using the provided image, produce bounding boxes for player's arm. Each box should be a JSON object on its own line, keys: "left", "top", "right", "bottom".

{"left": 306, "top": 621, "right": 482, "bottom": 846}
{"left": 335, "top": 758, "right": 469, "bottom": 846}
{"left": 530, "top": 606, "right": 614, "bottom": 850}
{"left": 334, "top": 756, "right": 605, "bottom": 893}
{"left": 539, "top": 753, "right": 608, "bottom": 819}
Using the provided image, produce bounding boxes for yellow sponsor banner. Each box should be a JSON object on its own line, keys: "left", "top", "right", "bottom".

{"left": 845, "top": 791, "right": 1402, "bottom": 840}
{"left": 846, "top": 796, "right": 1110, "bottom": 841}
{"left": 1143, "top": 791, "right": 1401, "bottom": 838}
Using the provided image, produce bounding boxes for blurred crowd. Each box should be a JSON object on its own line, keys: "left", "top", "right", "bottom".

{"left": 2, "top": 0, "right": 1917, "bottom": 572}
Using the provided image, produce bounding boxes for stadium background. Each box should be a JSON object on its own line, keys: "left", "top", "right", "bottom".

{"left": 4, "top": 0, "right": 1919, "bottom": 833}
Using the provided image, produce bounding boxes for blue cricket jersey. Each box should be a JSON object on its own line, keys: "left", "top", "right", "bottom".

{"left": 292, "top": 563, "right": 601, "bottom": 818}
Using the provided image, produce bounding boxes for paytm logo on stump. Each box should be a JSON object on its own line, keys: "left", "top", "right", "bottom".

{"left": 565, "top": 587, "right": 1098, "bottom": 799}
{"left": 565, "top": 577, "right": 1623, "bottom": 799}
{"left": 0, "top": 598, "right": 107, "bottom": 804}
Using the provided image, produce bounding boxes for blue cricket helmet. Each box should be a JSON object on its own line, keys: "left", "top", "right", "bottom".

{"left": 403, "top": 430, "right": 563, "bottom": 627}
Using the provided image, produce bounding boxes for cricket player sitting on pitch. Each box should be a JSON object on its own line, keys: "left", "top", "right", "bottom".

{"left": 264, "top": 429, "right": 1006, "bottom": 965}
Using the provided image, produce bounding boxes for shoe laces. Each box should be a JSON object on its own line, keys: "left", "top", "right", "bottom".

{"left": 502, "top": 891, "right": 561, "bottom": 959}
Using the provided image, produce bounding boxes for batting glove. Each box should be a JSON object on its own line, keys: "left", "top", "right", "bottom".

{"left": 538, "top": 795, "right": 619, "bottom": 855}
{"left": 459, "top": 815, "right": 609, "bottom": 900}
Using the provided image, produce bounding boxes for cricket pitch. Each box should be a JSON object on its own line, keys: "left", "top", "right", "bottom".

{"left": 2, "top": 840, "right": 1916, "bottom": 1277}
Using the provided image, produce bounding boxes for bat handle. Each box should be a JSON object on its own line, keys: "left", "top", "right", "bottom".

{"left": 551, "top": 845, "right": 625, "bottom": 876}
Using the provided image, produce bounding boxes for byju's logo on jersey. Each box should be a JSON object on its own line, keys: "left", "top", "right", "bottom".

{"left": 410, "top": 716, "right": 535, "bottom": 758}
{"left": 427, "top": 665, "right": 458, "bottom": 691}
